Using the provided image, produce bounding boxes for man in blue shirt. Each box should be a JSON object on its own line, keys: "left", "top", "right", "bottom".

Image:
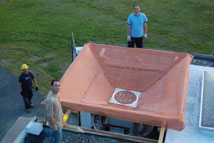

{"left": 19, "top": 64, "right": 39, "bottom": 112}
{"left": 127, "top": 4, "right": 148, "bottom": 48}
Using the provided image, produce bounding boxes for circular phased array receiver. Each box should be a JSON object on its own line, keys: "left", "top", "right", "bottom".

{"left": 114, "top": 91, "right": 137, "bottom": 104}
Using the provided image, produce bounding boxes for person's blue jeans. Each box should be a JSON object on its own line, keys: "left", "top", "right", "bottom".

{"left": 50, "top": 126, "right": 62, "bottom": 143}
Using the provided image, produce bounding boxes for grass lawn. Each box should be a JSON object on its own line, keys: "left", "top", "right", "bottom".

{"left": 0, "top": 0, "right": 213, "bottom": 95}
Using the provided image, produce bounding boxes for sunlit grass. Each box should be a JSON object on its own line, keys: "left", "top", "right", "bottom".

{"left": 0, "top": 0, "right": 213, "bottom": 94}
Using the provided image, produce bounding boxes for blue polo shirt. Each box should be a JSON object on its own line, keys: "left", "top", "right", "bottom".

{"left": 127, "top": 13, "right": 148, "bottom": 38}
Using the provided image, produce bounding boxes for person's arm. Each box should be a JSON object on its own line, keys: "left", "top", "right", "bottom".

{"left": 32, "top": 78, "right": 38, "bottom": 87}
{"left": 144, "top": 23, "right": 147, "bottom": 35}
{"left": 46, "top": 97, "right": 57, "bottom": 131}
{"left": 143, "top": 23, "right": 148, "bottom": 40}
{"left": 49, "top": 117, "right": 58, "bottom": 131}
{"left": 41, "top": 99, "right": 47, "bottom": 105}
{"left": 32, "top": 78, "right": 39, "bottom": 91}
{"left": 19, "top": 82, "right": 23, "bottom": 92}
{"left": 127, "top": 14, "right": 132, "bottom": 41}
{"left": 41, "top": 92, "right": 51, "bottom": 104}
{"left": 19, "top": 82, "right": 24, "bottom": 96}
{"left": 127, "top": 24, "right": 131, "bottom": 36}
{"left": 127, "top": 24, "right": 131, "bottom": 41}
{"left": 30, "top": 72, "right": 38, "bottom": 90}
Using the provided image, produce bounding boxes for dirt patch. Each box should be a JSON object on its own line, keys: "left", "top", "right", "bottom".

{"left": 39, "top": 62, "right": 51, "bottom": 67}
{"left": 0, "top": 0, "right": 8, "bottom": 6}
{"left": 44, "top": 53, "right": 56, "bottom": 58}
{"left": 0, "top": 59, "right": 14, "bottom": 66}
{"left": 60, "top": 62, "right": 70, "bottom": 73}
{"left": 29, "top": 56, "right": 42, "bottom": 61}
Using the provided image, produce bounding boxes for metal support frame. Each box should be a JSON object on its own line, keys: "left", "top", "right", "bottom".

{"left": 61, "top": 108, "right": 167, "bottom": 143}
{"left": 63, "top": 124, "right": 157, "bottom": 143}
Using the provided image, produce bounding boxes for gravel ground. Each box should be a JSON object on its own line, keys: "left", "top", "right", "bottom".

{"left": 191, "top": 59, "right": 214, "bottom": 67}
{"left": 45, "top": 132, "right": 136, "bottom": 143}
{"left": 24, "top": 128, "right": 138, "bottom": 143}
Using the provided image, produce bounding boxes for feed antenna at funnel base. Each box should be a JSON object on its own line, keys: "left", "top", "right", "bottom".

{"left": 114, "top": 91, "right": 137, "bottom": 104}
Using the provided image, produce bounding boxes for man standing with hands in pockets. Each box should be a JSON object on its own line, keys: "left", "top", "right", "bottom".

{"left": 127, "top": 4, "right": 148, "bottom": 48}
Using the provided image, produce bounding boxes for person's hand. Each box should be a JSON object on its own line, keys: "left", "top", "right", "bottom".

{"left": 20, "top": 91, "right": 24, "bottom": 96}
{"left": 127, "top": 35, "right": 131, "bottom": 41}
{"left": 35, "top": 87, "right": 39, "bottom": 91}
{"left": 40, "top": 100, "right": 46, "bottom": 105}
{"left": 53, "top": 124, "right": 58, "bottom": 131}
{"left": 143, "top": 34, "right": 147, "bottom": 40}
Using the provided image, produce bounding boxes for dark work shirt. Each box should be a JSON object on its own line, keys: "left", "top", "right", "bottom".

{"left": 19, "top": 72, "right": 34, "bottom": 91}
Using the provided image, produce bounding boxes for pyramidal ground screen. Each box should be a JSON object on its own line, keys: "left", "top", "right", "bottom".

{"left": 59, "top": 43, "right": 193, "bottom": 131}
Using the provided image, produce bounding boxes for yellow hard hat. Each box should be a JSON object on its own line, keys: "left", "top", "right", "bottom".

{"left": 21, "top": 64, "right": 29, "bottom": 70}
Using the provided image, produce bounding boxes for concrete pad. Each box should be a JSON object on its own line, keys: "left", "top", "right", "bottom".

{"left": 1, "top": 116, "right": 33, "bottom": 143}
{"left": 165, "top": 65, "right": 214, "bottom": 143}
{"left": 26, "top": 121, "right": 43, "bottom": 135}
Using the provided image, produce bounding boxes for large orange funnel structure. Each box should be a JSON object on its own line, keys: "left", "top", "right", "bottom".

{"left": 59, "top": 43, "right": 193, "bottom": 131}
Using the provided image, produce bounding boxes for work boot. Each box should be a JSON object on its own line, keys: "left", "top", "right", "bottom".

{"left": 31, "top": 104, "right": 34, "bottom": 108}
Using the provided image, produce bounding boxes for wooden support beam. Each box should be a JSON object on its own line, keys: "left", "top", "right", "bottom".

{"left": 158, "top": 126, "right": 165, "bottom": 143}
{"left": 65, "top": 109, "right": 78, "bottom": 115}
{"left": 158, "top": 122, "right": 166, "bottom": 143}
{"left": 63, "top": 109, "right": 79, "bottom": 124}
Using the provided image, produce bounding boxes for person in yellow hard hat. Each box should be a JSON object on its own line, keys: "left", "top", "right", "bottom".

{"left": 19, "top": 64, "right": 39, "bottom": 113}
